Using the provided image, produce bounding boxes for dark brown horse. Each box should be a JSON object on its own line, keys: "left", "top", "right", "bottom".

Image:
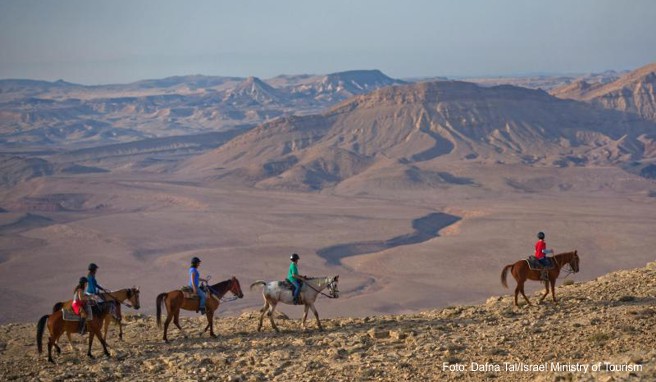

{"left": 501, "top": 250, "right": 579, "bottom": 306}
{"left": 156, "top": 277, "right": 244, "bottom": 342}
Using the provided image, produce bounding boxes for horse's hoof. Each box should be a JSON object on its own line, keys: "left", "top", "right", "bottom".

{"left": 48, "top": 358, "right": 55, "bottom": 364}
{"left": 210, "top": 334, "right": 217, "bottom": 338}
{"left": 88, "top": 354, "right": 95, "bottom": 359}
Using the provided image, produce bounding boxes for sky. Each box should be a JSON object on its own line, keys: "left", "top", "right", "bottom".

{"left": 1, "top": 0, "right": 655, "bottom": 85}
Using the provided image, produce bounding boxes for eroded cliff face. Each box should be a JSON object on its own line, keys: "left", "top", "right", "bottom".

{"left": 552, "top": 63, "right": 656, "bottom": 123}
{"left": 2, "top": 262, "right": 655, "bottom": 381}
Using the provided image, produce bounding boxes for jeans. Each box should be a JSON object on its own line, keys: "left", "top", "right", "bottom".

{"left": 197, "top": 288, "right": 206, "bottom": 309}
{"left": 538, "top": 257, "right": 551, "bottom": 267}
{"left": 290, "top": 279, "right": 301, "bottom": 300}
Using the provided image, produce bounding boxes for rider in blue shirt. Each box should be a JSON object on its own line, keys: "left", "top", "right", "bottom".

{"left": 189, "top": 257, "right": 207, "bottom": 314}
{"left": 85, "top": 263, "right": 106, "bottom": 303}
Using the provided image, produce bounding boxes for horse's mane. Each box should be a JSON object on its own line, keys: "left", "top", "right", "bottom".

{"left": 208, "top": 279, "right": 232, "bottom": 295}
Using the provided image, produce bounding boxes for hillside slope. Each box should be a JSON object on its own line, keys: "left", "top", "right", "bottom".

{"left": 183, "top": 80, "right": 656, "bottom": 190}
{"left": 552, "top": 62, "right": 656, "bottom": 122}
{"left": 2, "top": 262, "right": 654, "bottom": 381}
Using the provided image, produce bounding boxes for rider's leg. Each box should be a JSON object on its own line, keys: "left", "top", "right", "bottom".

{"left": 198, "top": 289, "right": 206, "bottom": 313}
{"left": 291, "top": 280, "right": 301, "bottom": 304}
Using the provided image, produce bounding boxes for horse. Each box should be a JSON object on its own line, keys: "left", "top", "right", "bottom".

{"left": 250, "top": 276, "right": 339, "bottom": 332}
{"left": 52, "top": 287, "right": 140, "bottom": 346}
{"left": 156, "top": 277, "right": 244, "bottom": 343}
{"left": 501, "top": 250, "right": 579, "bottom": 307}
{"left": 36, "top": 290, "right": 138, "bottom": 364}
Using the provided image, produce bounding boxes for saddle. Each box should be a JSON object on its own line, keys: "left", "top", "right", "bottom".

{"left": 280, "top": 279, "right": 303, "bottom": 290}
{"left": 526, "top": 256, "right": 554, "bottom": 271}
{"left": 180, "top": 285, "right": 210, "bottom": 300}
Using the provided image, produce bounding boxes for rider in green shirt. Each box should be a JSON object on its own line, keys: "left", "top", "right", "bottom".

{"left": 287, "top": 253, "right": 306, "bottom": 304}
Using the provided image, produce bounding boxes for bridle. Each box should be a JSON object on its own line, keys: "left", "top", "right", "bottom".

{"left": 304, "top": 277, "right": 339, "bottom": 299}
{"left": 554, "top": 253, "right": 578, "bottom": 279}
{"left": 103, "top": 288, "right": 140, "bottom": 308}
{"left": 207, "top": 279, "right": 242, "bottom": 303}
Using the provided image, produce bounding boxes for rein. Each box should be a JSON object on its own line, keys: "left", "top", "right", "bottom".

{"left": 304, "top": 279, "right": 337, "bottom": 299}
{"left": 553, "top": 254, "right": 576, "bottom": 279}
{"left": 102, "top": 289, "right": 135, "bottom": 308}
{"left": 206, "top": 280, "right": 239, "bottom": 303}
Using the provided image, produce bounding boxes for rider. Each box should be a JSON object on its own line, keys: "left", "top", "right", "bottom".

{"left": 189, "top": 257, "right": 207, "bottom": 314}
{"left": 287, "top": 253, "right": 306, "bottom": 305}
{"left": 85, "top": 263, "right": 107, "bottom": 304}
{"left": 73, "top": 277, "right": 88, "bottom": 334}
{"left": 535, "top": 232, "right": 554, "bottom": 280}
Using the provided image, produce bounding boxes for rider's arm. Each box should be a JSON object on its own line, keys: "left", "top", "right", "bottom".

{"left": 191, "top": 272, "right": 198, "bottom": 293}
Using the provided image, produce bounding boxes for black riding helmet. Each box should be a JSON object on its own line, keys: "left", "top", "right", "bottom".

{"left": 88, "top": 263, "right": 98, "bottom": 271}
{"left": 537, "top": 232, "right": 545, "bottom": 240}
{"left": 290, "top": 253, "right": 300, "bottom": 261}
{"left": 79, "top": 276, "right": 88, "bottom": 285}
{"left": 191, "top": 257, "right": 201, "bottom": 265}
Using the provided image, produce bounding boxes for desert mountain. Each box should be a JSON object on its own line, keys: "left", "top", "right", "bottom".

{"left": 183, "top": 80, "right": 656, "bottom": 190}
{"left": 552, "top": 62, "right": 656, "bottom": 122}
{"left": 0, "top": 70, "right": 405, "bottom": 151}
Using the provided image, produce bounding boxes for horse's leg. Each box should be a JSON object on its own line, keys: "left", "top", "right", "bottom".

{"left": 65, "top": 331, "right": 75, "bottom": 353}
{"left": 103, "top": 316, "right": 110, "bottom": 341}
{"left": 118, "top": 318, "right": 123, "bottom": 341}
{"left": 257, "top": 299, "right": 270, "bottom": 332}
{"left": 310, "top": 303, "right": 323, "bottom": 331}
{"left": 96, "top": 324, "right": 111, "bottom": 357}
{"left": 173, "top": 307, "right": 188, "bottom": 338}
{"left": 162, "top": 299, "right": 173, "bottom": 343}
{"left": 49, "top": 331, "right": 64, "bottom": 363}
{"left": 301, "top": 304, "right": 310, "bottom": 330}
{"left": 550, "top": 276, "right": 557, "bottom": 303}
{"left": 518, "top": 279, "right": 531, "bottom": 306}
{"left": 539, "top": 279, "right": 550, "bottom": 303}
{"left": 207, "top": 310, "right": 216, "bottom": 338}
{"left": 87, "top": 327, "right": 95, "bottom": 359}
{"left": 268, "top": 302, "right": 280, "bottom": 332}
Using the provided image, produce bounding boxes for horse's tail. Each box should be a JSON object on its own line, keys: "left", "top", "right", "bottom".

{"left": 501, "top": 264, "right": 514, "bottom": 288}
{"left": 156, "top": 292, "right": 167, "bottom": 328}
{"left": 250, "top": 280, "right": 266, "bottom": 290}
{"left": 36, "top": 314, "right": 49, "bottom": 354}
{"left": 52, "top": 301, "right": 63, "bottom": 313}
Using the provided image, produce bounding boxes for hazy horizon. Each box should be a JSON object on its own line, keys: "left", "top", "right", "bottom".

{"left": 2, "top": 0, "right": 656, "bottom": 85}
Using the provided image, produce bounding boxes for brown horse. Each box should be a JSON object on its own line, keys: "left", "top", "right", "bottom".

{"left": 156, "top": 277, "right": 244, "bottom": 342}
{"left": 52, "top": 287, "right": 140, "bottom": 345}
{"left": 37, "top": 301, "right": 115, "bottom": 363}
{"left": 501, "top": 250, "right": 579, "bottom": 306}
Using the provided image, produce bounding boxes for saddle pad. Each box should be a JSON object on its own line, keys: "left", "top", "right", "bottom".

{"left": 526, "top": 256, "right": 554, "bottom": 271}
{"left": 181, "top": 286, "right": 199, "bottom": 300}
{"left": 62, "top": 307, "right": 92, "bottom": 322}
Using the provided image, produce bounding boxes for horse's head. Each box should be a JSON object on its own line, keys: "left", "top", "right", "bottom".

{"left": 328, "top": 275, "right": 339, "bottom": 298}
{"left": 230, "top": 276, "right": 244, "bottom": 299}
{"left": 569, "top": 251, "right": 580, "bottom": 273}
{"left": 127, "top": 286, "right": 141, "bottom": 309}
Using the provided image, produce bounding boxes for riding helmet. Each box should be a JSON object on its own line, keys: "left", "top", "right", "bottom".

{"left": 191, "top": 256, "right": 201, "bottom": 265}
{"left": 88, "top": 263, "right": 99, "bottom": 271}
{"left": 79, "top": 276, "right": 88, "bottom": 285}
{"left": 290, "top": 253, "right": 300, "bottom": 261}
{"left": 537, "top": 232, "right": 545, "bottom": 240}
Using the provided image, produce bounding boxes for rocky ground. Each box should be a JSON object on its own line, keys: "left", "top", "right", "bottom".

{"left": 1, "top": 262, "right": 655, "bottom": 382}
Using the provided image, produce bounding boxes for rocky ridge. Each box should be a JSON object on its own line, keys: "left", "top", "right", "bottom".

{"left": 1, "top": 262, "right": 654, "bottom": 381}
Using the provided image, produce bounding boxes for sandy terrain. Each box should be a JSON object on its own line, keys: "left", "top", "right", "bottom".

{"left": 1, "top": 161, "right": 654, "bottom": 324}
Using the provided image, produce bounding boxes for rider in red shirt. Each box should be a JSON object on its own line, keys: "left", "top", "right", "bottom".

{"left": 535, "top": 231, "right": 554, "bottom": 280}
